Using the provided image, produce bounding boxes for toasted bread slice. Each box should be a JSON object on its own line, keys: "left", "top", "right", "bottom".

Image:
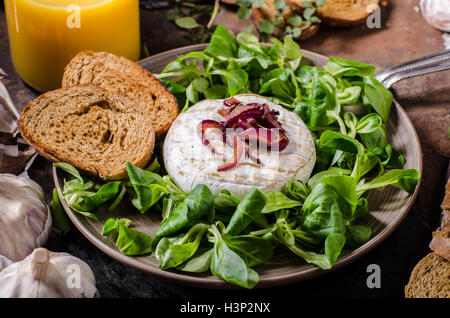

{"left": 288, "top": 0, "right": 379, "bottom": 27}
{"left": 19, "top": 85, "right": 155, "bottom": 180}
{"left": 404, "top": 252, "right": 450, "bottom": 298}
{"left": 318, "top": 0, "right": 379, "bottom": 26}
{"left": 62, "top": 51, "right": 178, "bottom": 138}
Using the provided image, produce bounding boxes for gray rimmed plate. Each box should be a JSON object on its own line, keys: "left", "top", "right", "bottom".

{"left": 53, "top": 45, "right": 423, "bottom": 289}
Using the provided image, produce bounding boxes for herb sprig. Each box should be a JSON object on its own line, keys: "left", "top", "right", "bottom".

{"left": 236, "top": 0, "right": 326, "bottom": 40}
{"left": 165, "top": 0, "right": 221, "bottom": 43}
{"left": 164, "top": 0, "right": 326, "bottom": 43}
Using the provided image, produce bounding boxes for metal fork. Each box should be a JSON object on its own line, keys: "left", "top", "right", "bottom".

{"left": 375, "top": 49, "right": 450, "bottom": 89}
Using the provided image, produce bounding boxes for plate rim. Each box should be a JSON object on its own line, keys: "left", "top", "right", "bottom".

{"left": 53, "top": 45, "right": 423, "bottom": 289}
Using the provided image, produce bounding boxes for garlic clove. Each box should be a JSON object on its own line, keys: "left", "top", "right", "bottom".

{"left": 0, "top": 248, "right": 99, "bottom": 298}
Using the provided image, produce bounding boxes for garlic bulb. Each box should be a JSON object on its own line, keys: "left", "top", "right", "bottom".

{"left": 0, "top": 248, "right": 99, "bottom": 298}
{"left": 0, "top": 174, "right": 52, "bottom": 261}
{"left": 420, "top": 0, "right": 450, "bottom": 32}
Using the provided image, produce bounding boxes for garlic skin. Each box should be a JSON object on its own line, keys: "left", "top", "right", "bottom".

{"left": 0, "top": 248, "right": 99, "bottom": 298}
{"left": 0, "top": 174, "right": 52, "bottom": 261}
{"left": 0, "top": 255, "right": 12, "bottom": 272}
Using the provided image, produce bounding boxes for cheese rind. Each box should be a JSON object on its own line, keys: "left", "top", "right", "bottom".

{"left": 163, "top": 94, "right": 316, "bottom": 199}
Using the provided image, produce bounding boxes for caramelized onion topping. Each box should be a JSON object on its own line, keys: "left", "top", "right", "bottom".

{"left": 197, "top": 98, "right": 289, "bottom": 171}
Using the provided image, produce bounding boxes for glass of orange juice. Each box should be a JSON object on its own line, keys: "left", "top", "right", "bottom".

{"left": 4, "top": 0, "right": 141, "bottom": 92}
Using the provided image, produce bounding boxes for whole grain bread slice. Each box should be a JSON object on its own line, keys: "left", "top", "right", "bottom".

{"left": 19, "top": 85, "right": 155, "bottom": 180}
{"left": 404, "top": 252, "right": 450, "bottom": 298}
{"left": 62, "top": 50, "right": 178, "bottom": 138}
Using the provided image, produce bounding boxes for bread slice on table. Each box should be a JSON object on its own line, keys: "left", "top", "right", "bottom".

{"left": 404, "top": 252, "right": 450, "bottom": 298}
{"left": 287, "top": 0, "right": 380, "bottom": 27}
{"left": 405, "top": 178, "right": 450, "bottom": 298}
{"left": 62, "top": 50, "right": 178, "bottom": 138}
{"left": 19, "top": 85, "right": 155, "bottom": 180}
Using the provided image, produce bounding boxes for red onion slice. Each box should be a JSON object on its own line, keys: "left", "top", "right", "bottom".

{"left": 198, "top": 97, "right": 290, "bottom": 171}
{"left": 223, "top": 97, "right": 241, "bottom": 107}
{"left": 261, "top": 104, "right": 282, "bottom": 129}
{"left": 197, "top": 120, "right": 224, "bottom": 154}
{"left": 224, "top": 110, "right": 263, "bottom": 129}
{"left": 225, "top": 103, "right": 263, "bottom": 120}
{"left": 237, "top": 127, "right": 289, "bottom": 152}
{"left": 217, "top": 134, "right": 244, "bottom": 172}
{"left": 217, "top": 108, "right": 230, "bottom": 118}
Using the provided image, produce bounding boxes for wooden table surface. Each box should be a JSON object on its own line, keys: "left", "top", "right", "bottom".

{"left": 0, "top": 0, "right": 449, "bottom": 298}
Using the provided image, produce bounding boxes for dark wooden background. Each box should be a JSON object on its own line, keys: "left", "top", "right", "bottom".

{"left": 0, "top": 0, "right": 449, "bottom": 298}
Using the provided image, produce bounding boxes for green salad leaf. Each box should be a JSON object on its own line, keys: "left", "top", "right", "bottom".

{"left": 155, "top": 223, "right": 209, "bottom": 270}
{"left": 262, "top": 191, "right": 303, "bottom": 214}
{"left": 225, "top": 188, "right": 267, "bottom": 236}
{"left": 49, "top": 188, "right": 71, "bottom": 231}
{"left": 151, "top": 184, "right": 214, "bottom": 251}
{"left": 102, "top": 218, "right": 152, "bottom": 256}
{"left": 356, "top": 169, "right": 421, "bottom": 195}
{"left": 55, "top": 163, "right": 122, "bottom": 220}
{"left": 209, "top": 223, "right": 259, "bottom": 289}
{"left": 126, "top": 162, "right": 170, "bottom": 213}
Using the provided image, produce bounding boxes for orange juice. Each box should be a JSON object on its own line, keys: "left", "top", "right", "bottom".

{"left": 4, "top": 0, "right": 141, "bottom": 92}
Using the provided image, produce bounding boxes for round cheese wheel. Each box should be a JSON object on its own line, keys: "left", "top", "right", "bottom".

{"left": 163, "top": 94, "right": 316, "bottom": 199}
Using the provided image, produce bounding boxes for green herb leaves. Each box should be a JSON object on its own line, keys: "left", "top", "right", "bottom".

{"left": 102, "top": 218, "right": 152, "bottom": 256}
{"left": 166, "top": 0, "right": 221, "bottom": 43}
{"left": 55, "top": 163, "right": 122, "bottom": 221}
{"left": 356, "top": 169, "right": 421, "bottom": 195}
{"left": 235, "top": 0, "right": 324, "bottom": 39}
{"left": 205, "top": 25, "right": 237, "bottom": 58}
{"left": 225, "top": 188, "right": 267, "bottom": 235}
{"left": 126, "top": 162, "right": 170, "bottom": 213}
{"left": 155, "top": 223, "right": 209, "bottom": 270}
{"left": 156, "top": 26, "right": 310, "bottom": 111}
{"left": 151, "top": 184, "right": 214, "bottom": 250}
{"left": 209, "top": 224, "right": 259, "bottom": 289}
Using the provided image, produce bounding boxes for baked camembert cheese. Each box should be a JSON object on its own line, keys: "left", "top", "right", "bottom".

{"left": 163, "top": 94, "right": 316, "bottom": 199}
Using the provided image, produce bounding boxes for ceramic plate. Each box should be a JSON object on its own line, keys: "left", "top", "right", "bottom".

{"left": 53, "top": 45, "right": 423, "bottom": 289}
